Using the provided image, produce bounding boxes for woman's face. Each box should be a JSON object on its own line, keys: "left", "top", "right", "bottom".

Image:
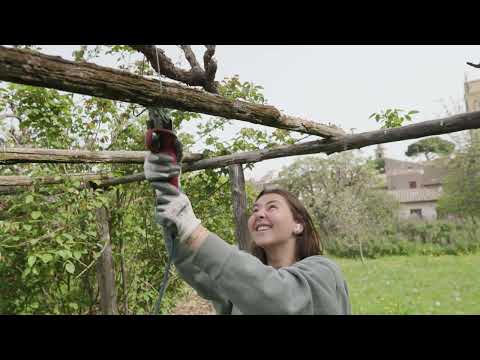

{"left": 247, "top": 193, "right": 301, "bottom": 249}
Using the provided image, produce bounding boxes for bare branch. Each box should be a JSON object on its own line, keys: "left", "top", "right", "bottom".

{"left": 3, "top": 110, "right": 480, "bottom": 196}
{"left": 203, "top": 45, "right": 218, "bottom": 93}
{"left": 467, "top": 61, "right": 480, "bottom": 69}
{"left": 180, "top": 45, "right": 202, "bottom": 70}
{"left": 130, "top": 45, "right": 190, "bottom": 80}
{"left": 0, "top": 148, "right": 203, "bottom": 165}
{"left": 0, "top": 173, "right": 112, "bottom": 187}
{"left": 203, "top": 45, "right": 216, "bottom": 70}
{"left": 0, "top": 46, "right": 343, "bottom": 137}
{"left": 130, "top": 45, "right": 217, "bottom": 93}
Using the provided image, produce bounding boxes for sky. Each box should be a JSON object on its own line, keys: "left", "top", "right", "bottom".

{"left": 10, "top": 45, "right": 480, "bottom": 180}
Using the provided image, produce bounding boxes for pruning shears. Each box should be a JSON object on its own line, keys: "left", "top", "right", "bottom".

{"left": 145, "top": 107, "right": 183, "bottom": 189}
{"left": 145, "top": 106, "right": 183, "bottom": 315}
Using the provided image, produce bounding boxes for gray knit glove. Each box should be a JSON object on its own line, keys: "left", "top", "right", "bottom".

{"left": 144, "top": 152, "right": 201, "bottom": 243}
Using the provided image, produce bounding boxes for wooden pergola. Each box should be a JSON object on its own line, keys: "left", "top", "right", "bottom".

{"left": 2, "top": 45, "right": 480, "bottom": 314}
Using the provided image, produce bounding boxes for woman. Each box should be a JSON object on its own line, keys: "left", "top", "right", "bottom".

{"left": 144, "top": 152, "right": 351, "bottom": 315}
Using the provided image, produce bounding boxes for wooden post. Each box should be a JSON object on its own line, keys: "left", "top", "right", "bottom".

{"left": 95, "top": 206, "right": 118, "bottom": 315}
{"left": 228, "top": 164, "right": 250, "bottom": 251}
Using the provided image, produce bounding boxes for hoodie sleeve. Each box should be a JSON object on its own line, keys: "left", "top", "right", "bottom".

{"left": 186, "top": 232, "right": 351, "bottom": 315}
{"left": 171, "top": 239, "right": 232, "bottom": 315}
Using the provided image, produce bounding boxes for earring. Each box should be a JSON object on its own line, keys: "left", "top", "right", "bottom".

{"left": 294, "top": 224, "right": 302, "bottom": 234}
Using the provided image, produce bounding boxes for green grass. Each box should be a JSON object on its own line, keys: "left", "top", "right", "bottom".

{"left": 332, "top": 253, "right": 480, "bottom": 315}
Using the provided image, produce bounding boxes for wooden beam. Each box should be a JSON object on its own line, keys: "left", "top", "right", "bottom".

{"left": 95, "top": 206, "right": 118, "bottom": 315}
{"left": 0, "top": 46, "right": 345, "bottom": 138}
{"left": 0, "top": 147, "right": 203, "bottom": 165}
{"left": 228, "top": 164, "right": 250, "bottom": 251}
{"left": 3, "top": 110, "right": 480, "bottom": 195}
{"left": 0, "top": 173, "right": 112, "bottom": 187}
{"left": 182, "top": 110, "right": 480, "bottom": 172}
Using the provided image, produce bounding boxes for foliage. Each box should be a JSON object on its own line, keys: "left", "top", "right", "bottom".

{"left": 370, "top": 108, "right": 419, "bottom": 129}
{"left": 437, "top": 130, "right": 480, "bottom": 218}
{"left": 274, "top": 152, "right": 399, "bottom": 260}
{"left": 0, "top": 45, "right": 293, "bottom": 314}
{"left": 327, "top": 218, "right": 480, "bottom": 259}
{"left": 273, "top": 151, "right": 479, "bottom": 260}
{"left": 405, "top": 136, "right": 455, "bottom": 160}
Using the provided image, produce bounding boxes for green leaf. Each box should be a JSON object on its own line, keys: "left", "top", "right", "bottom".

{"left": 27, "top": 255, "right": 37, "bottom": 267}
{"left": 73, "top": 251, "right": 82, "bottom": 260}
{"left": 63, "top": 233, "right": 74, "bottom": 241}
{"left": 65, "top": 261, "right": 75, "bottom": 274}
{"left": 57, "top": 249, "right": 72, "bottom": 260}
{"left": 31, "top": 211, "right": 42, "bottom": 220}
{"left": 23, "top": 224, "right": 32, "bottom": 231}
{"left": 25, "top": 195, "right": 34, "bottom": 204}
{"left": 39, "top": 253, "right": 53, "bottom": 264}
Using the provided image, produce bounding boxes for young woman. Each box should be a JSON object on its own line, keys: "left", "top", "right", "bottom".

{"left": 144, "top": 152, "right": 351, "bottom": 315}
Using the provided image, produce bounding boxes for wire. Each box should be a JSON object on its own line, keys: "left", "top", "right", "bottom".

{"left": 152, "top": 225, "right": 176, "bottom": 315}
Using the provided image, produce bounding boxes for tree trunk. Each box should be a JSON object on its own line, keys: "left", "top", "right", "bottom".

{"left": 0, "top": 46, "right": 344, "bottom": 138}
{"left": 95, "top": 206, "right": 118, "bottom": 315}
{"left": 228, "top": 164, "right": 250, "bottom": 251}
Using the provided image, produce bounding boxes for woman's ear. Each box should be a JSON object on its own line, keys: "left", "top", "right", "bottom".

{"left": 294, "top": 223, "right": 304, "bottom": 235}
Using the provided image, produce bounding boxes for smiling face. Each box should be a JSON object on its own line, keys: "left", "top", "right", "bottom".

{"left": 247, "top": 193, "right": 303, "bottom": 250}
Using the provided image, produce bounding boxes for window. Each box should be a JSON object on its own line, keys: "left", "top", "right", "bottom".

{"left": 409, "top": 181, "right": 417, "bottom": 189}
{"left": 410, "top": 209, "right": 422, "bottom": 218}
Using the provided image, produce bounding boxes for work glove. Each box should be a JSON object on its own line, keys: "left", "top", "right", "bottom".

{"left": 144, "top": 152, "right": 201, "bottom": 243}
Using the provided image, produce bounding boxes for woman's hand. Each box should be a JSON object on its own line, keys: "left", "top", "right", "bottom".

{"left": 144, "top": 152, "right": 202, "bottom": 243}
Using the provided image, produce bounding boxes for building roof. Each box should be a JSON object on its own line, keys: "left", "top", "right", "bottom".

{"left": 387, "top": 188, "right": 442, "bottom": 203}
{"left": 383, "top": 158, "right": 424, "bottom": 175}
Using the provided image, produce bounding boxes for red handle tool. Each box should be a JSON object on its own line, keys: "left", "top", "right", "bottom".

{"left": 145, "top": 128, "right": 180, "bottom": 189}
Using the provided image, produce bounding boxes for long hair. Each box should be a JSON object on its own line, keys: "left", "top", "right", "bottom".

{"left": 249, "top": 186, "right": 324, "bottom": 264}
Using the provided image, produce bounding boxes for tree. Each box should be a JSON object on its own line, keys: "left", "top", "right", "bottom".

{"left": 405, "top": 136, "right": 455, "bottom": 161}
{"left": 0, "top": 45, "right": 302, "bottom": 314}
{"left": 274, "top": 152, "right": 399, "bottom": 259}
{"left": 437, "top": 130, "right": 480, "bottom": 218}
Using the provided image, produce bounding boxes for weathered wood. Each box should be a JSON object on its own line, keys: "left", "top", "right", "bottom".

{"left": 183, "top": 109, "right": 480, "bottom": 172}
{"left": 0, "top": 173, "right": 112, "bottom": 187}
{"left": 0, "top": 173, "right": 138, "bottom": 195}
{"left": 228, "top": 164, "right": 250, "bottom": 251}
{"left": 0, "top": 46, "right": 345, "bottom": 138}
{"left": 0, "top": 147, "right": 203, "bottom": 165}
{"left": 95, "top": 206, "right": 118, "bottom": 315}
{"left": 5, "top": 111, "right": 480, "bottom": 170}
{"left": 3, "top": 110, "right": 480, "bottom": 195}
{"left": 131, "top": 45, "right": 219, "bottom": 93}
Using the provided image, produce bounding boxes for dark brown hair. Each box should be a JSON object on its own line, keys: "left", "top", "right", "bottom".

{"left": 249, "top": 186, "right": 323, "bottom": 264}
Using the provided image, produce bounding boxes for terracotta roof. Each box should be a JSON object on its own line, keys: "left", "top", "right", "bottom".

{"left": 387, "top": 188, "right": 442, "bottom": 203}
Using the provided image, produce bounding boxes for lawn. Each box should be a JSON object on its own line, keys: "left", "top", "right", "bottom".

{"left": 333, "top": 253, "right": 480, "bottom": 315}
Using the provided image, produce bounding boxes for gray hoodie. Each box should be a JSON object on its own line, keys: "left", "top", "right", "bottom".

{"left": 172, "top": 232, "right": 352, "bottom": 315}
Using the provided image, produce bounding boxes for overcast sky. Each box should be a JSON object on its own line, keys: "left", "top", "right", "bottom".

{"left": 27, "top": 46, "right": 480, "bottom": 179}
